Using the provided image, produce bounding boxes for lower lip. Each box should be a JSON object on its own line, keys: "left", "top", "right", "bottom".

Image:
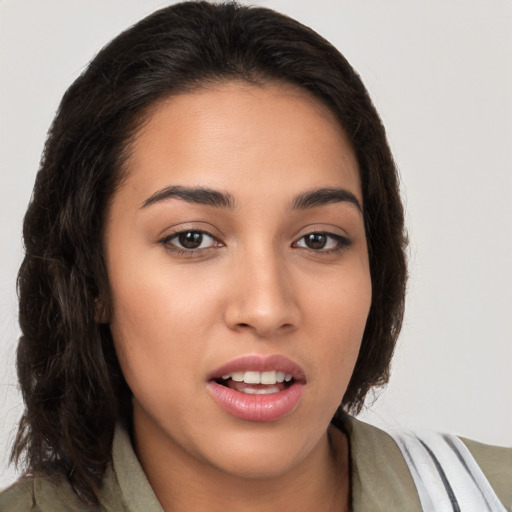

{"left": 207, "top": 381, "right": 305, "bottom": 422}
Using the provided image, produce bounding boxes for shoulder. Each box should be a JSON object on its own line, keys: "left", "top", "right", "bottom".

{"left": 0, "top": 476, "right": 36, "bottom": 512}
{"left": 460, "top": 436, "right": 512, "bottom": 510}
{"left": 341, "top": 415, "right": 512, "bottom": 511}
{"left": 339, "top": 416, "right": 423, "bottom": 511}
{"left": 0, "top": 473, "right": 88, "bottom": 512}
{"left": 0, "top": 425, "right": 158, "bottom": 512}
{"left": 0, "top": 469, "right": 122, "bottom": 512}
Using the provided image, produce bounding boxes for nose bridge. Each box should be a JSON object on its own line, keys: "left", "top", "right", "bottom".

{"left": 225, "top": 242, "right": 299, "bottom": 336}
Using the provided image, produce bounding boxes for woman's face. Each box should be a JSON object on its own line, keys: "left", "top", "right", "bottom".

{"left": 104, "top": 82, "right": 371, "bottom": 479}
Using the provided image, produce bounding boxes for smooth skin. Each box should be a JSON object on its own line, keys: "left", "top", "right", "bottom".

{"left": 104, "top": 81, "right": 372, "bottom": 512}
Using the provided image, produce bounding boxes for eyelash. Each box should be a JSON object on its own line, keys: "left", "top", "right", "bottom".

{"left": 158, "top": 230, "right": 351, "bottom": 256}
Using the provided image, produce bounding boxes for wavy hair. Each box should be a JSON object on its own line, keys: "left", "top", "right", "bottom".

{"left": 12, "top": 1, "right": 407, "bottom": 504}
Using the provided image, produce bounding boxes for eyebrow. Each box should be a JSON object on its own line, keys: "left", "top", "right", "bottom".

{"left": 141, "top": 185, "right": 362, "bottom": 213}
{"left": 141, "top": 185, "right": 236, "bottom": 209}
{"left": 291, "top": 187, "right": 362, "bottom": 212}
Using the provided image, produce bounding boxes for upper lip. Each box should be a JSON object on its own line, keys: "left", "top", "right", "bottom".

{"left": 208, "top": 354, "right": 307, "bottom": 383}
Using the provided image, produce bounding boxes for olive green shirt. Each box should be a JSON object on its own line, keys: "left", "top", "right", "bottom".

{"left": 1, "top": 417, "right": 511, "bottom": 511}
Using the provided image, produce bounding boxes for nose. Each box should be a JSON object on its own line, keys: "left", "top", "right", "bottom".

{"left": 223, "top": 248, "right": 300, "bottom": 338}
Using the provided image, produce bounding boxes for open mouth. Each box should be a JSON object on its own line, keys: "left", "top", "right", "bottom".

{"left": 215, "top": 370, "right": 295, "bottom": 395}
{"left": 207, "top": 355, "right": 306, "bottom": 421}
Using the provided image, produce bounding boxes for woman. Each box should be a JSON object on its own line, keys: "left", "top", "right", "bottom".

{"left": 1, "top": 2, "right": 510, "bottom": 511}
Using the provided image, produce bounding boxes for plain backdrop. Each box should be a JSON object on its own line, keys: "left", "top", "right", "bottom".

{"left": 1, "top": 0, "right": 511, "bottom": 488}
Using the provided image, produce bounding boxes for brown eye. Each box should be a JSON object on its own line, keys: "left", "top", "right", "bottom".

{"left": 304, "top": 233, "right": 328, "bottom": 249}
{"left": 178, "top": 231, "right": 204, "bottom": 249}
{"left": 295, "top": 232, "right": 351, "bottom": 252}
{"left": 161, "top": 230, "right": 218, "bottom": 251}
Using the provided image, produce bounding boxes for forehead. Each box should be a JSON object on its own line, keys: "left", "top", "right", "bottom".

{"left": 121, "top": 81, "right": 361, "bottom": 204}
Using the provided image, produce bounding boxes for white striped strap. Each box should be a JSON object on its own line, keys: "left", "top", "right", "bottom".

{"left": 386, "top": 429, "right": 507, "bottom": 512}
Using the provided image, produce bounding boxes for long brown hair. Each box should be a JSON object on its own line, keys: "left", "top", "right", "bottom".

{"left": 12, "top": 1, "right": 407, "bottom": 504}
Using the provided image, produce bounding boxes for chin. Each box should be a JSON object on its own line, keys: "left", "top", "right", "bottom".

{"left": 198, "top": 420, "right": 324, "bottom": 480}
{"left": 211, "top": 449, "right": 303, "bottom": 480}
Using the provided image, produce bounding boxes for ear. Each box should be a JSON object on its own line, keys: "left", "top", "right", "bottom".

{"left": 95, "top": 297, "right": 109, "bottom": 324}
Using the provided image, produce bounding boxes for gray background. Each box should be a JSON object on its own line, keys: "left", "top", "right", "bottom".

{"left": 1, "top": 0, "right": 511, "bottom": 488}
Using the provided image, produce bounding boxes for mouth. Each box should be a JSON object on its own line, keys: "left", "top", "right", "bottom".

{"left": 215, "top": 370, "right": 295, "bottom": 395}
{"left": 207, "top": 355, "right": 306, "bottom": 422}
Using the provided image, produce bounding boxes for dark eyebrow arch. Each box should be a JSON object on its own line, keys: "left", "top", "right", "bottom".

{"left": 291, "top": 187, "right": 362, "bottom": 212}
{"left": 141, "top": 185, "right": 236, "bottom": 209}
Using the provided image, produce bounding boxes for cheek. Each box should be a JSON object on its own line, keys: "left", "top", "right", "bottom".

{"left": 108, "top": 281, "right": 206, "bottom": 429}
{"left": 107, "top": 258, "right": 229, "bottom": 389}
{"left": 108, "top": 255, "right": 214, "bottom": 335}
{"left": 107, "top": 273, "right": 187, "bottom": 384}
{"left": 311, "top": 258, "right": 372, "bottom": 335}
{"left": 306, "top": 261, "right": 372, "bottom": 383}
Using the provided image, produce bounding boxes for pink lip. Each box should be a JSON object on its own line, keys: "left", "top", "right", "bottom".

{"left": 207, "top": 355, "right": 306, "bottom": 422}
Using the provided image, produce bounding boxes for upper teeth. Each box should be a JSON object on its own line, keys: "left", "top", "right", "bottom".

{"left": 221, "top": 371, "right": 293, "bottom": 385}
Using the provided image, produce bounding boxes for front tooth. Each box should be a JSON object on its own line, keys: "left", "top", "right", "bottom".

{"left": 241, "top": 385, "right": 280, "bottom": 395}
{"left": 243, "top": 371, "right": 261, "bottom": 384}
{"left": 231, "top": 371, "right": 244, "bottom": 382}
{"left": 260, "top": 371, "right": 277, "bottom": 385}
{"left": 276, "top": 371, "right": 285, "bottom": 383}
{"left": 284, "top": 373, "right": 293, "bottom": 382}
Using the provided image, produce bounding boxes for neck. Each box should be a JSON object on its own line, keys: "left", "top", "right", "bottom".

{"left": 134, "top": 421, "right": 350, "bottom": 512}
